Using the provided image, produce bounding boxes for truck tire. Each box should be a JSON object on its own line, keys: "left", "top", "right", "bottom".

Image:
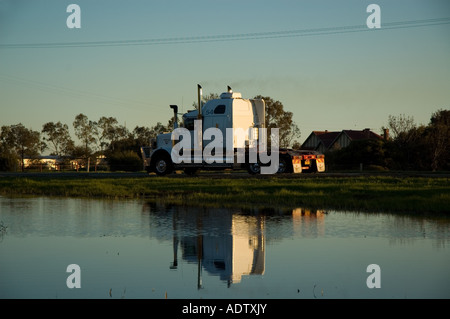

{"left": 153, "top": 154, "right": 173, "bottom": 176}
{"left": 247, "top": 162, "right": 261, "bottom": 175}
{"left": 277, "top": 156, "right": 293, "bottom": 174}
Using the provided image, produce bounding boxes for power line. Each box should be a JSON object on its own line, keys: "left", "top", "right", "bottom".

{"left": 0, "top": 17, "right": 449, "bottom": 49}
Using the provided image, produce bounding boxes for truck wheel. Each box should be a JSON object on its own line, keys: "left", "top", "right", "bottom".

{"left": 277, "top": 156, "right": 293, "bottom": 174}
{"left": 247, "top": 162, "right": 261, "bottom": 175}
{"left": 154, "top": 154, "right": 173, "bottom": 176}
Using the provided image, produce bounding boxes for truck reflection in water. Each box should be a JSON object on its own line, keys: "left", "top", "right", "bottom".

{"left": 142, "top": 203, "right": 327, "bottom": 287}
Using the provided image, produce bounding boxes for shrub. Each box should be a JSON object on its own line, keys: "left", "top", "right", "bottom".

{"left": 0, "top": 154, "right": 18, "bottom": 171}
{"left": 107, "top": 151, "right": 143, "bottom": 172}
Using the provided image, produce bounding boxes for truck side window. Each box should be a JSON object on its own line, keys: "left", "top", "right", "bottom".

{"left": 184, "top": 117, "right": 195, "bottom": 131}
{"left": 214, "top": 105, "right": 226, "bottom": 114}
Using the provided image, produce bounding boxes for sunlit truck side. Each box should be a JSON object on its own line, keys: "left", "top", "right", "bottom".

{"left": 141, "top": 85, "right": 325, "bottom": 175}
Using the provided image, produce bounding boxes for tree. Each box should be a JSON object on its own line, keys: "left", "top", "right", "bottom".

{"left": 149, "top": 122, "right": 168, "bottom": 137}
{"left": 0, "top": 137, "right": 18, "bottom": 171}
{"left": 326, "top": 138, "right": 389, "bottom": 171}
{"left": 73, "top": 113, "right": 98, "bottom": 159}
{"left": 292, "top": 140, "right": 302, "bottom": 150}
{"left": 108, "top": 151, "right": 142, "bottom": 172}
{"left": 0, "top": 152, "right": 17, "bottom": 171}
{"left": 42, "top": 121, "right": 74, "bottom": 156}
{"left": 97, "top": 116, "right": 118, "bottom": 152}
{"left": 386, "top": 114, "right": 420, "bottom": 167}
{"left": 253, "top": 95, "right": 301, "bottom": 148}
{"left": 427, "top": 109, "right": 450, "bottom": 171}
{"left": 97, "top": 116, "right": 129, "bottom": 152}
{"left": 384, "top": 111, "right": 450, "bottom": 171}
{"left": 133, "top": 126, "right": 153, "bottom": 147}
{"left": 387, "top": 114, "right": 416, "bottom": 140}
{"left": 0, "top": 124, "right": 44, "bottom": 172}
{"left": 192, "top": 93, "right": 220, "bottom": 109}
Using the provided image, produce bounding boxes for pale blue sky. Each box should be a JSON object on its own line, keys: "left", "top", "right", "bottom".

{"left": 1, "top": 0, "right": 449, "bottom": 144}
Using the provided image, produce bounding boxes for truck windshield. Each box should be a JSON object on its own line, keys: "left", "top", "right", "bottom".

{"left": 183, "top": 117, "right": 195, "bottom": 131}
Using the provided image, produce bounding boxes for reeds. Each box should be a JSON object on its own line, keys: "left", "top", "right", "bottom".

{"left": 0, "top": 175, "right": 448, "bottom": 213}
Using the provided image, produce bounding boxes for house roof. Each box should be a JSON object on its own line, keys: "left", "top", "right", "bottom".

{"left": 24, "top": 155, "right": 61, "bottom": 160}
{"left": 312, "top": 131, "right": 341, "bottom": 149}
{"left": 302, "top": 129, "right": 382, "bottom": 151}
{"left": 341, "top": 129, "right": 382, "bottom": 141}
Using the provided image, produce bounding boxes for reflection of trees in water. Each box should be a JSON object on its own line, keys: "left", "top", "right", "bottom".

{"left": 0, "top": 197, "right": 148, "bottom": 238}
{"left": 383, "top": 213, "right": 450, "bottom": 249}
{"left": 141, "top": 202, "right": 450, "bottom": 286}
{"left": 0, "top": 220, "right": 7, "bottom": 242}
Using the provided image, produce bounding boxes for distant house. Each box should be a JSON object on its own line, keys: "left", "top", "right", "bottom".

{"left": 329, "top": 129, "right": 384, "bottom": 151}
{"left": 302, "top": 129, "right": 387, "bottom": 152}
{"left": 301, "top": 131, "right": 341, "bottom": 153}
{"left": 23, "top": 155, "right": 108, "bottom": 171}
{"left": 23, "top": 155, "right": 62, "bottom": 170}
{"left": 70, "top": 155, "right": 107, "bottom": 171}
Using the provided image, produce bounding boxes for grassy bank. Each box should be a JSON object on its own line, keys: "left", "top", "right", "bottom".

{"left": 0, "top": 174, "right": 449, "bottom": 213}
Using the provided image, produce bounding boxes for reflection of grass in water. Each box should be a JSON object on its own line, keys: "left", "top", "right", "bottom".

{"left": 0, "top": 175, "right": 449, "bottom": 213}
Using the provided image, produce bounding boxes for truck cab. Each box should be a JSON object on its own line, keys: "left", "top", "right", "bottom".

{"left": 141, "top": 85, "right": 325, "bottom": 176}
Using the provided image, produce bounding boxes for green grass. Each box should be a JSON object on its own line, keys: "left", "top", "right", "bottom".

{"left": 0, "top": 174, "right": 449, "bottom": 213}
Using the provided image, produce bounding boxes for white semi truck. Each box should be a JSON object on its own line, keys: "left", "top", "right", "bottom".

{"left": 141, "top": 85, "right": 325, "bottom": 176}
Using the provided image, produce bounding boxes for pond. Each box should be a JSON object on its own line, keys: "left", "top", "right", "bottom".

{"left": 0, "top": 196, "right": 449, "bottom": 299}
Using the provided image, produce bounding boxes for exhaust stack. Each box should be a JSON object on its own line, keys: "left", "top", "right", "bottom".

{"left": 197, "top": 84, "right": 202, "bottom": 119}
{"left": 195, "top": 84, "right": 203, "bottom": 162}
{"left": 170, "top": 105, "right": 178, "bottom": 129}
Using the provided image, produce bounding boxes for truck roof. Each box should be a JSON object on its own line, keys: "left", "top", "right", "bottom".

{"left": 220, "top": 92, "right": 242, "bottom": 99}
{"left": 183, "top": 91, "right": 244, "bottom": 119}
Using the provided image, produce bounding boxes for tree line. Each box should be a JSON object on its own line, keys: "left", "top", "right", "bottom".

{"left": 326, "top": 109, "right": 450, "bottom": 171}
{"left": 0, "top": 113, "right": 172, "bottom": 172}
{"left": 2, "top": 96, "right": 446, "bottom": 172}
{"left": 0, "top": 94, "right": 301, "bottom": 172}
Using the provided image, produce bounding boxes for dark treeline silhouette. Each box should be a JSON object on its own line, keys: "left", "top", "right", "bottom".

{"left": 0, "top": 113, "right": 173, "bottom": 172}
{"left": 0, "top": 106, "right": 448, "bottom": 172}
{"left": 1, "top": 93, "right": 302, "bottom": 172}
{"left": 326, "top": 109, "right": 450, "bottom": 171}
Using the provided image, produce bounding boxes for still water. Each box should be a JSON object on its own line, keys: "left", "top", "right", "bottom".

{"left": 0, "top": 196, "right": 449, "bottom": 299}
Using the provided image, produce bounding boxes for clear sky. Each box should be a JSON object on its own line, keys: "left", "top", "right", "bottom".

{"left": 1, "top": 0, "right": 449, "bottom": 144}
